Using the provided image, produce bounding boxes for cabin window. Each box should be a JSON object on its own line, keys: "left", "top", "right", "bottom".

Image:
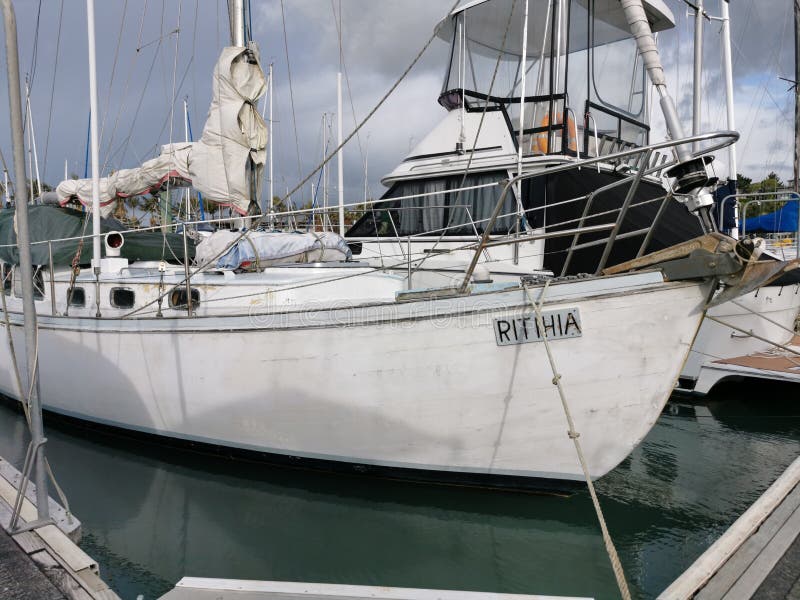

{"left": 590, "top": 5, "right": 646, "bottom": 119}
{"left": 110, "top": 288, "right": 135, "bottom": 309}
{"left": 168, "top": 287, "right": 200, "bottom": 310}
{"left": 13, "top": 266, "right": 45, "bottom": 300}
{"left": 67, "top": 287, "right": 86, "bottom": 307}
{"left": 346, "top": 172, "right": 516, "bottom": 238}
{"left": 1, "top": 264, "right": 11, "bottom": 296}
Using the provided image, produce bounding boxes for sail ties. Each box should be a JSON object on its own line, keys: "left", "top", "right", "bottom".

{"left": 523, "top": 279, "right": 633, "bottom": 600}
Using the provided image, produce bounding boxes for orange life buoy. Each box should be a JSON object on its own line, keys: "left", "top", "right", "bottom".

{"left": 534, "top": 112, "right": 578, "bottom": 154}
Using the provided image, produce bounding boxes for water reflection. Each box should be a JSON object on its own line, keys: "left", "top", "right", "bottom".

{"left": 0, "top": 381, "right": 797, "bottom": 600}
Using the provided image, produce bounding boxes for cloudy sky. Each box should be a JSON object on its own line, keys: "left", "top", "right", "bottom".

{"left": 0, "top": 0, "right": 795, "bottom": 207}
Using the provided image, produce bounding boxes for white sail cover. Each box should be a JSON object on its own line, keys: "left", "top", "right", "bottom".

{"left": 56, "top": 46, "right": 267, "bottom": 217}
{"left": 195, "top": 230, "right": 352, "bottom": 269}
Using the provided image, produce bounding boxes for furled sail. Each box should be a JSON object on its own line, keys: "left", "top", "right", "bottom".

{"left": 56, "top": 45, "right": 267, "bottom": 217}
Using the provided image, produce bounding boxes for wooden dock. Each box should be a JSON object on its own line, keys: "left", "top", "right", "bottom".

{"left": 0, "top": 456, "right": 121, "bottom": 600}
{"left": 658, "top": 456, "right": 800, "bottom": 599}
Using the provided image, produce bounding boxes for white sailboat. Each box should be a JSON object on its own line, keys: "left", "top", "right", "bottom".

{"left": 0, "top": 0, "right": 790, "bottom": 490}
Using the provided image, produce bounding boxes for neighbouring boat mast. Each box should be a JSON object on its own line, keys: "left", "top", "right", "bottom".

{"left": 794, "top": 0, "right": 800, "bottom": 195}
{"left": 268, "top": 61, "right": 274, "bottom": 221}
{"left": 621, "top": 0, "right": 720, "bottom": 232}
{"left": 1, "top": 0, "right": 49, "bottom": 521}
{"left": 794, "top": 0, "right": 799, "bottom": 256}
{"left": 24, "top": 81, "right": 42, "bottom": 201}
{"left": 719, "top": 0, "right": 738, "bottom": 237}
{"left": 183, "top": 98, "right": 191, "bottom": 221}
{"left": 514, "top": 0, "right": 530, "bottom": 229}
{"left": 692, "top": 0, "right": 705, "bottom": 152}
{"left": 336, "top": 2, "right": 345, "bottom": 236}
{"left": 86, "top": 0, "right": 102, "bottom": 275}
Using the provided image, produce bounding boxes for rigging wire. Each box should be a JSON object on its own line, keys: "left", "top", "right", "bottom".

{"left": 26, "top": 0, "right": 42, "bottom": 98}
{"left": 105, "top": 27, "right": 168, "bottom": 170}
{"left": 191, "top": 0, "right": 200, "bottom": 125}
{"left": 41, "top": 0, "right": 64, "bottom": 180}
{"left": 330, "top": 0, "right": 366, "bottom": 173}
{"left": 279, "top": 0, "right": 304, "bottom": 192}
{"left": 118, "top": 0, "right": 464, "bottom": 320}
{"left": 409, "top": 0, "right": 519, "bottom": 273}
{"left": 98, "top": 0, "right": 130, "bottom": 158}
{"left": 162, "top": 0, "right": 184, "bottom": 262}
{"left": 101, "top": 0, "right": 151, "bottom": 174}
{"left": 739, "top": 3, "right": 791, "bottom": 171}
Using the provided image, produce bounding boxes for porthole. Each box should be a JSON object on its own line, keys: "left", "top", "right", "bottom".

{"left": 67, "top": 287, "right": 86, "bottom": 307}
{"left": 110, "top": 288, "right": 135, "bottom": 309}
{"left": 169, "top": 287, "right": 200, "bottom": 310}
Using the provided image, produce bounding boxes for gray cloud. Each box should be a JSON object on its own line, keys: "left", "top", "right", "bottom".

{"left": 0, "top": 0, "right": 795, "bottom": 208}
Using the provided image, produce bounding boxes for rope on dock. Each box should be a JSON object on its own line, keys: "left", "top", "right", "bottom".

{"left": 523, "top": 280, "right": 632, "bottom": 600}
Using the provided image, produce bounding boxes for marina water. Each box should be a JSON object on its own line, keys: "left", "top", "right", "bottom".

{"left": 0, "top": 382, "right": 797, "bottom": 600}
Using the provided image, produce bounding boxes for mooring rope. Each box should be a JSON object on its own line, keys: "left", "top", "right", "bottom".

{"left": 523, "top": 279, "right": 632, "bottom": 600}
{"left": 0, "top": 297, "right": 73, "bottom": 521}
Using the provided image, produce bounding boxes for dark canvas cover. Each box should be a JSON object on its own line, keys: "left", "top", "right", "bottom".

{"left": 0, "top": 205, "right": 194, "bottom": 266}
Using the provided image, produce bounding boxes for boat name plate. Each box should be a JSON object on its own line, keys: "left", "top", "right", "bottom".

{"left": 494, "top": 309, "right": 582, "bottom": 346}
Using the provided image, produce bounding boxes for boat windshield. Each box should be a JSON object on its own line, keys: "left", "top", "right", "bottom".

{"left": 437, "top": 0, "right": 674, "bottom": 158}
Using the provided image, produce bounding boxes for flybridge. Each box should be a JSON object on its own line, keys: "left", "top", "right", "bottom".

{"left": 435, "top": 0, "right": 677, "bottom": 161}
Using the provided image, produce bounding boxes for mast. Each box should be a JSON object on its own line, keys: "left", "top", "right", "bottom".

{"left": 3, "top": 169, "right": 8, "bottom": 208}
{"left": 322, "top": 112, "right": 328, "bottom": 230}
{"left": 86, "top": 0, "right": 102, "bottom": 273}
{"left": 183, "top": 98, "right": 190, "bottom": 221}
{"left": 364, "top": 132, "right": 369, "bottom": 204}
{"left": 337, "top": 80, "right": 344, "bottom": 235}
{"left": 719, "top": 0, "right": 738, "bottom": 237}
{"left": 794, "top": 0, "right": 799, "bottom": 195}
{"left": 24, "top": 83, "right": 42, "bottom": 201}
{"left": 232, "top": 0, "right": 244, "bottom": 47}
{"left": 692, "top": 0, "right": 705, "bottom": 152}
{"left": 795, "top": 0, "right": 799, "bottom": 257}
{"left": 1, "top": 0, "right": 49, "bottom": 521}
{"left": 336, "top": 1, "right": 344, "bottom": 236}
{"left": 268, "top": 62, "right": 274, "bottom": 222}
{"left": 515, "top": 0, "right": 530, "bottom": 197}
{"left": 25, "top": 81, "right": 33, "bottom": 202}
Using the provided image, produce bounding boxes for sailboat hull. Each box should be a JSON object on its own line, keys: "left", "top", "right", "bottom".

{"left": 679, "top": 284, "right": 800, "bottom": 394}
{"left": 0, "top": 271, "right": 708, "bottom": 488}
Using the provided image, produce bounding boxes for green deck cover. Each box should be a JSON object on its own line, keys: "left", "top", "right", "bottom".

{"left": 0, "top": 205, "right": 195, "bottom": 267}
